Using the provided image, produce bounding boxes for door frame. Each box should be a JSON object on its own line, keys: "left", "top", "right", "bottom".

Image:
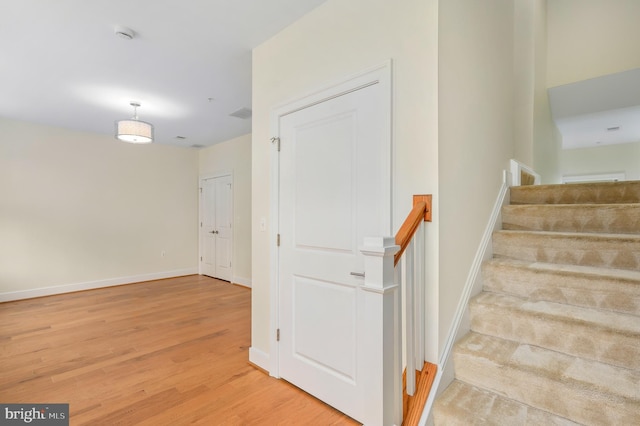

{"left": 268, "top": 61, "right": 392, "bottom": 377}
{"left": 199, "top": 171, "right": 234, "bottom": 279}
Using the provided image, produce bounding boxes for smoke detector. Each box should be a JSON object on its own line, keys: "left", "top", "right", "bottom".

{"left": 114, "top": 25, "right": 135, "bottom": 40}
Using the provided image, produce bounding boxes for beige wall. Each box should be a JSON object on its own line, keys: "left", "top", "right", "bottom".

{"left": 524, "top": 0, "right": 561, "bottom": 184}
{"left": 545, "top": 0, "right": 640, "bottom": 182}
{"left": 514, "top": 0, "right": 559, "bottom": 183}
{"left": 199, "top": 133, "right": 252, "bottom": 286}
{"left": 0, "top": 117, "right": 199, "bottom": 298}
{"left": 547, "top": 0, "right": 640, "bottom": 87}
{"left": 438, "top": 0, "right": 516, "bottom": 351}
{"left": 252, "top": 0, "right": 439, "bottom": 360}
{"left": 514, "top": 0, "right": 536, "bottom": 166}
{"left": 559, "top": 142, "right": 640, "bottom": 181}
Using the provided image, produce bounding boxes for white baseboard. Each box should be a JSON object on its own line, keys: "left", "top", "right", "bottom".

{"left": 249, "top": 347, "right": 270, "bottom": 372}
{"left": 0, "top": 268, "right": 199, "bottom": 303}
{"left": 419, "top": 174, "right": 510, "bottom": 426}
{"left": 232, "top": 276, "right": 252, "bottom": 288}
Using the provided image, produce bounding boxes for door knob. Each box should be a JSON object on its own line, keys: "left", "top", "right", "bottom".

{"left": 209, "top": 230, "right": 218, "bottom": 234}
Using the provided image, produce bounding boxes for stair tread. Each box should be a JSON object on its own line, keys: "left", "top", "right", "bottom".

{"left": 434, "top": 380, "right": 581, "bottom": 426}
{"left": 492, "top": 230, "right": 640, "bottom": 271}
{"left": 482, "top": 258, "right": 640, "bottom": 315}
{"left": 495, "top": 229, "right": 640, "bottom": 240}
{"left": 485, "top": 257, "right": 640, "bottom": 281}
{"left": 502, "top": 203, "right": 640, "bottom": 234}
{"left": 503, "top": 203, "right": 640, "bottom": 211}
{"left": 470, "top": 291, "right": 640, "bottom": 369}
{"left": 457, "top": 332, "right": 640, "bottom": 400}
{"left": 510, "top": 181, "right": 640, "bottom": 205}
{"left": 453, "top": 333, "right": 640, "bottom": 424}
{"left": 472, "top": 291, "right": 640, "bottom": 334}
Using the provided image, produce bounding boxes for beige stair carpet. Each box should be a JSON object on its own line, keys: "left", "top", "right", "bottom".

{"left": 502, "top": 204, "right": 640, "bottom": 234}
{"left": 434, "top": 181, "right": 640, "bottom": 425}
{"left": 509, "top": 181, "right": 640, "bottom": 205}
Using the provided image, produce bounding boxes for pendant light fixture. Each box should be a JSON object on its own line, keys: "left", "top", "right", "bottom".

{"left": 115, "top": 102, "right": 154, "bottom": 143}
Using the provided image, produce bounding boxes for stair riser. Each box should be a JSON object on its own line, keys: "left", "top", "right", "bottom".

{"left": 482, "top": 261, "right": 640, "bottom": 315}
{"left": 510, "top": 181, "right": 640, "bottom": 205}
{"left": 502, "top": 205, "right": 640, "bottom": 234}
{"left": 493, "top": 231, "right": 640, "bottom": 271}
{"left": 454, "top": 348, "right": 640, "bottom": 425}
{"left": 470, "top": 302, "right": 640, "bottom": 369}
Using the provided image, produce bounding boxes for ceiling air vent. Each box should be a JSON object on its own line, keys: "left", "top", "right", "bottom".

{"left": 229, "top": 107, "right": 252, "bottom": 120}
{"left": 606, "top": 126, "right": 620, "bottom": 131}
{"left": 190, "top": 144, "right": 205, "bottom": 149}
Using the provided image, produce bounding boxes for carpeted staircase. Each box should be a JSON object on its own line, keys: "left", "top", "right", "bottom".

{"left": 434, "top": 181, "right": 640, "bottom": 425}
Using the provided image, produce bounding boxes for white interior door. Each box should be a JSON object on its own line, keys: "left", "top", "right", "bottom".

{"left": 201, "top": 175, "right": 232, "bottom": 281}
{"left": 277, "top": 78, "right": 390, "bottom": 422}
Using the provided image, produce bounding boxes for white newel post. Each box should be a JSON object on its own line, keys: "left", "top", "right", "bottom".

{"left": 360, "top": 236, "right": 401, "bottom": 426}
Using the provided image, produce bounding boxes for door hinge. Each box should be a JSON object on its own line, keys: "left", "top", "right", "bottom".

{"left": 277, "top": 234, "right": 280, "bottom": 246}
{"left": 200, "top": 256, "right": 203, "bottom": 261}
{"left": 200, "top": 222, "right": 202, "bottom": 227}
{"left": 199, "top": 187, "right": 202, "bottom": 194}
{"left": 277, "top": 328, "right": 280, "bottom": 342}
{"left": 271, "top": 137, "right": 280, "bottom": 152}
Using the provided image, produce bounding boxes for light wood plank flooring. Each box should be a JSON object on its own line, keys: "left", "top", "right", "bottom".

{"left": 0, "top": 275, "right": 359, "bottom": 425}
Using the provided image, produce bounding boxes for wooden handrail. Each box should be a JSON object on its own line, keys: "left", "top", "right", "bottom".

{"left": 393, "top": 194, "right": 433, "bottom": 424}
{"left": 394, "top": 195, "right": 432, "bottom": 266}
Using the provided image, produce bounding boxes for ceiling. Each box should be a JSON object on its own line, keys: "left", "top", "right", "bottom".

{"left": 0, "top": 0, "right": 328, "bottom": 148}
{"left": 548, "top": 68, "right": 640, "bottom": 150}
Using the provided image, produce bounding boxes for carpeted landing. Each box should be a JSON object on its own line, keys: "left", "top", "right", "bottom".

{"left": 433, "top": 181, "right": 640, "bottom": 425}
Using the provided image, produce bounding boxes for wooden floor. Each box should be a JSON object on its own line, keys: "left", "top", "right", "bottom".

{"left": 0, "top": 275, "right": 359, "bottom": 425}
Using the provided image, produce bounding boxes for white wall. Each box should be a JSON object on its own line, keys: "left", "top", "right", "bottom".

{"left": 547, "top": 0, "right": 640, "bottom": 87}
{"left": 0, "top": 117, "right": 199, "bottom": 300}
{"left": 559, "top": 142, "right": 640, "bottom": 181}
{"left": 438, "top": 0, "right": 516, "bottom": 352}
{"left": 199, "top": 133, "right": 252, "bottom": 286}
{"left": 251, "top": 0, "right": 439, "bottom": 362}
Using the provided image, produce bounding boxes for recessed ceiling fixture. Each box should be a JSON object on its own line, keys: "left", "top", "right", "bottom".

{"left": 115, "top": 102, "right": 154, "bottom": 144}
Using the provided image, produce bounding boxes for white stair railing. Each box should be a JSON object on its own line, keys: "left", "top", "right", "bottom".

{"left": 360, "top": 195, "right": 431, "bottom": 425}
{"left": 396, "top": 219, "right": 426, "bottom": 395}
{"left": 360, "top": 236, "right": 402, "bottom": 426}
